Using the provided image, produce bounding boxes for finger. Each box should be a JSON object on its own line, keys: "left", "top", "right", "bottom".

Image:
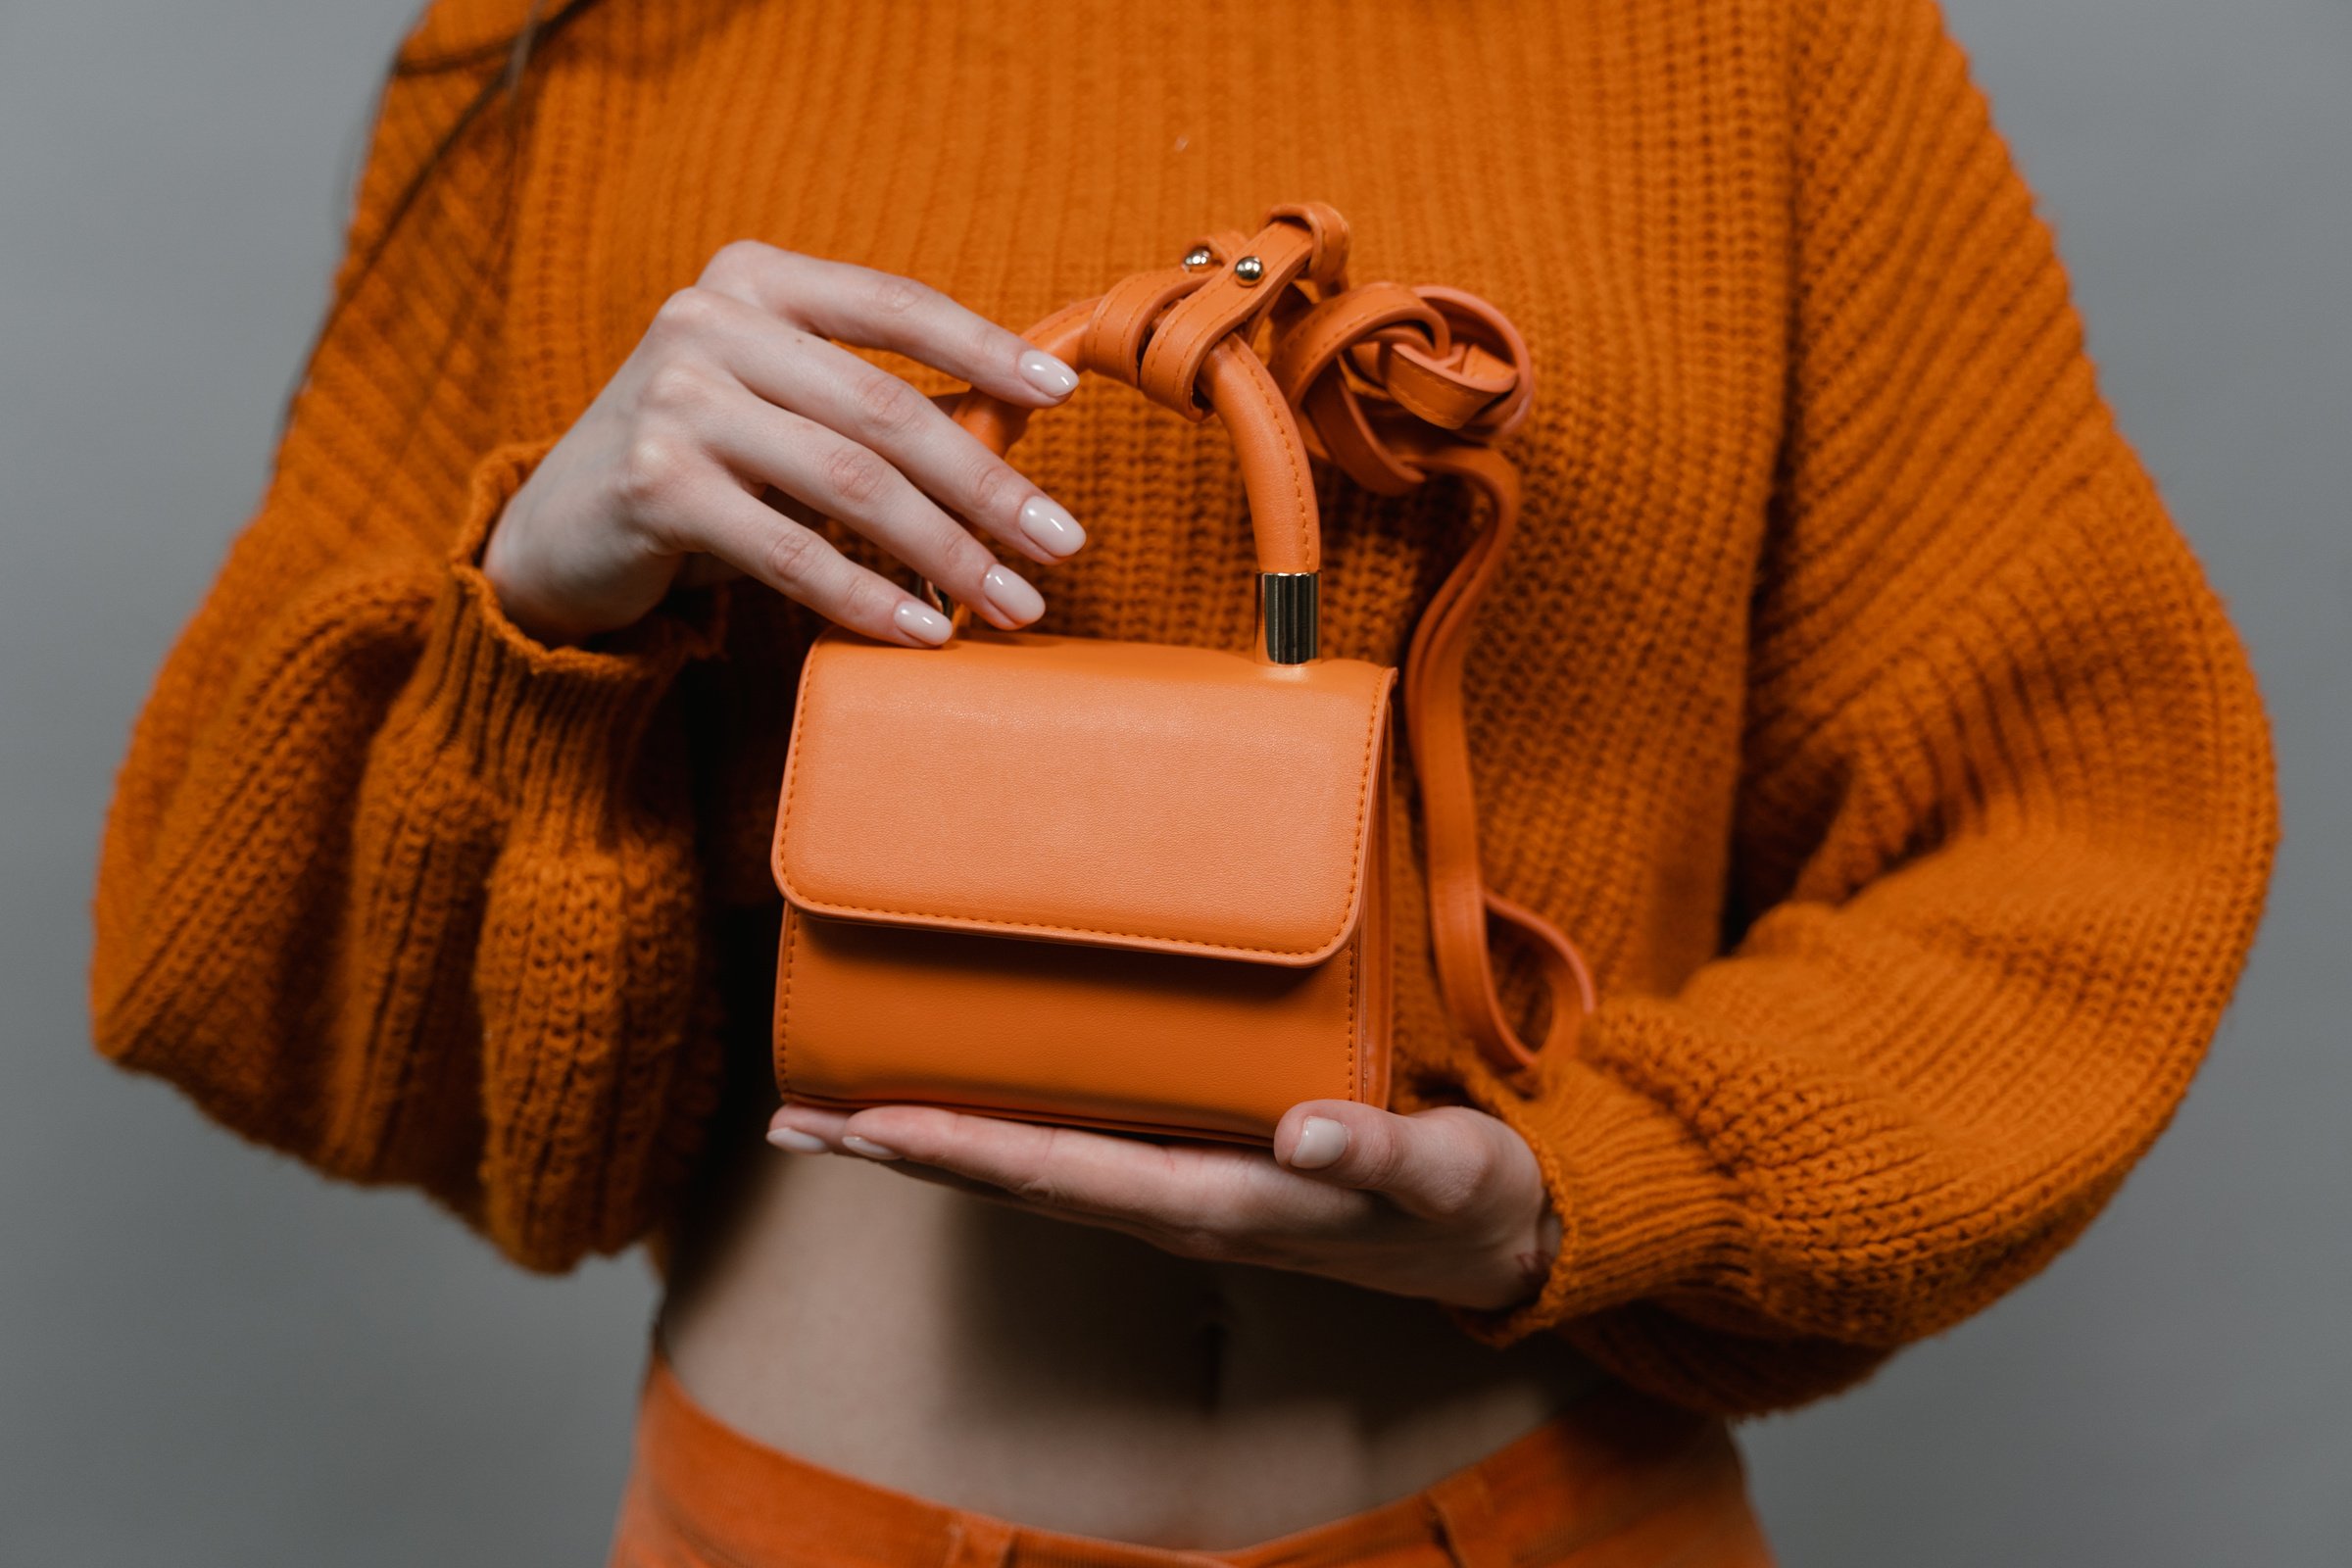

{"left": 771, "top": 1102, "right": 1206, "bottom": 1236}
{"left": 770, "top": 1102, "right": 1234, "bottom": 1236}
{"left": 766, "top": 1106, "right": 1005, "bottom": 1198}
{"left": 697, "top": 390, "right": 1048, "bottom": 632}
{"left": 832, "top": 1105, "right": 1366, "bottom": 1247}
{"left": 705, "top": 312, "right": 1086, "bottom": 567}
{"left": 632, "top": 451, "right": 953, "bottom": 646}
{"left": 1270, "top": 1102, "right": 1515, "bottom": 1222}
{"left": 696, "top": 241, "right": 1080, "bottom": 408}
{"left": 832, "top": 1106, "right": 1199, "bottom": 1210}
{"left": 765, "top": 1102, "right": 853, "bottom": 1153}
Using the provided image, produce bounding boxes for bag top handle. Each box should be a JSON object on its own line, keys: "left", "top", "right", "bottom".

{"left": 951, "top": 301, "right": 1322, "bottom": 581}
{"left": 950, "top": 207, "right": 1350, "bottom": 662}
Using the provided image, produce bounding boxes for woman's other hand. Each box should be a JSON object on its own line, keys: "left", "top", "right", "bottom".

{"left": 762, "top": 1101, "right": 1562, "bottom": 1313}
{"left": 481, "top": 241, "right": 1088, "bottom": 648}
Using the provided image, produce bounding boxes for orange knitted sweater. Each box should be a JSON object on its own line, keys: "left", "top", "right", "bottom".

{"left": 89, "top": 0, "right": 2277, "bottom": 1414}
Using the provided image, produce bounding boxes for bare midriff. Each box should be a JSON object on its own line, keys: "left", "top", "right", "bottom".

{"left": 657, "top": 1121, "right": 1607, "bottom": 1551}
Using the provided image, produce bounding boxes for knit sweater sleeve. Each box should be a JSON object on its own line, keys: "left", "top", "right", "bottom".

{"left": 88, "top": 6, "right": 727, "bottom": 1272}
{"left": 1451, "top": 0, "right": 2278, "bottom": 1410}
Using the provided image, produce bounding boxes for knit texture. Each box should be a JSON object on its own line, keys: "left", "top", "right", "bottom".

{"left": 89, "top": 0, "right": 2276, "bottom": 1414}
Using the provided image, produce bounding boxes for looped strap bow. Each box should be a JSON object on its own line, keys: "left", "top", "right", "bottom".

{"left": 1136, "top": 205, "right": 1596, "bottom": 1085}
{"left": 1261, "top": 223, "right": 1595, "bottom": 1087}
{"left": 997, "top": 205, "right": 1597, "bottom": 1087}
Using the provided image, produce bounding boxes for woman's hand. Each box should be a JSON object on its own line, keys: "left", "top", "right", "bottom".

{"left": 482, "top": 240, "right": 1089, "bottom": 648}
{"left": 764, "top": 1099, "right": 1562, "bottom": 1313}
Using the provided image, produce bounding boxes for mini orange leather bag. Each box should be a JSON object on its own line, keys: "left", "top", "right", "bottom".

{"left": 771, "top": 204, "right": 1592, "bottom": 1142}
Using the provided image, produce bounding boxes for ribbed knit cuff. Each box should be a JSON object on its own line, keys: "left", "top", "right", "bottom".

{"left": 416, "top": 437, "right": 729, "bottom": 802}
{"left": 1447, "top": 1035, "right": 1750, "bottom": 1348}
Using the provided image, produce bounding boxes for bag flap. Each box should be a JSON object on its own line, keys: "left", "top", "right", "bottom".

{"left": 773, "top": 630, "right": 1396, "bottom": 966}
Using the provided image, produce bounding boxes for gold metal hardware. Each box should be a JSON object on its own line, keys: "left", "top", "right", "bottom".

{"left": 1182, "top": 246, "right": 1215, "bottom": 270}
{"left": 1233, "top": 255, "right": 1265, "bottom": 286}
{"left": 1255, "top": 572, "right": 1318, "bottom": 663}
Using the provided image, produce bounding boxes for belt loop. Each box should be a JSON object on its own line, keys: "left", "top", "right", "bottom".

{"left": 941, "top": 1513, "right": 1016, "bottom": 1568}
{"left": 1427, "top": 1470, "right": 1513, "bottom": 1568}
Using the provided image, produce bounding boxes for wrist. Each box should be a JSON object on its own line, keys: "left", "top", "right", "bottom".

{"left": 478, "top": 488, "right": 586, "bottom": 649}
{"left": 1446, "top": 1122, "right": 1563, "bottom": 1313}
{"left": 452, "top": 436, "right": 730, "bottom": 667}
{"left": 1496, "top": 1187, "right": 1562, "bottom": 1312}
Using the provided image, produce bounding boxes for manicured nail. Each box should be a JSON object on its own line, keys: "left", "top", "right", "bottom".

{"left": 891, "top": 598, "right": 954, "bottom": 646}
{"left": 1288, "top": 1116, "right": 1349, "bottom": 1170}
{"left": 979, "top": 564, "right": 1045, "bottom": 626}
{"left": 841, "top": 1134, "right": 902, "bottom": 1160}
{"left": 1017, "top": 348, "right": 1079, "bottom": 399}
{"left": 1017, "top": 495, "right": 1085, "bottom": 558}
{"left": 766, "top": 1127, "right": 829, "bottom": 1154}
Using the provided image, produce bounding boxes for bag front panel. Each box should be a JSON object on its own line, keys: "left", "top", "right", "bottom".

{"left": 775, "top": 903, "right": 1385, "bottom": 1142}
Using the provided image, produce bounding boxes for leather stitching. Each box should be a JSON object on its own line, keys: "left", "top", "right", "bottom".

{"left": 1343, "top": 933, "right": 1357, "bottom": 1103}
{"left": 776, "top": 909, "right": 797, "bottom": 1096}
{"left": 1222, "top": 346, "right": 1317, "bottom": 572}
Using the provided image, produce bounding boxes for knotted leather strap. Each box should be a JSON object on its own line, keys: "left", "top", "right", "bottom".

{"left": 955, "top": 299, "right": 1322, "bottom": 576}
{"left": 1250, "top": 214, "right": 1597, "bottom": 1084}
{"left": 958, "top": 205, "right": 1595, "bottom": 1085}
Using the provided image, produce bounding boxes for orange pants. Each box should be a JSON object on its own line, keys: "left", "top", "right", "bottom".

{"left": 608, "top": 1351, "right": 1775, "bottom": 1567}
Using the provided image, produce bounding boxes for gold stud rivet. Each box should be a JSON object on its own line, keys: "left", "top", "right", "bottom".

{"left": 1182, "top": 246, "right": 1214, "bottom": 270}
{"left": 1233, "top": 254, "right": 1265, "bottom": 285}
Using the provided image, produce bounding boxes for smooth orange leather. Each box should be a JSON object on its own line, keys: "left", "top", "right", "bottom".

{"left": 771, "top": 203, "right": 1592, "bottom": 1141}
{"left": 777, "top": 637, "right": 1391, "bottom": 964}
{"left": 773, "top": 635, "right": 1394, "bottom": 1140}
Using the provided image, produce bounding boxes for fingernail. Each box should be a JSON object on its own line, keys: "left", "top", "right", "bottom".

{"left": 841, "top": 1134, "right": 902, "bottom": 1161}
{"left": 1017, "top": 348, "right": 1079, "bottom": 399}
{"left": 1017, "top": 495, "right": 1086, "bottom": 558}
{"left": 766, "top": 1127, "right": 829, "bottom": 1154}
{"left": 1288, "top": 1116, "right": 1349, "bottom": 1170}
{"left": 891, "top": 598, "right": 954, "bottom": 646}
{"left": 979, "top": 564, "right": 1045, "bottom": 626}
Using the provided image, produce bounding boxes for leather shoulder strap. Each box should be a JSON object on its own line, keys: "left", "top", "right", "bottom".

{"left": 1259, "top": 254, "right": 1594, "bottom": 1086}
{"left": 968, "top": 207, "right": 1596, "bottom": 1086}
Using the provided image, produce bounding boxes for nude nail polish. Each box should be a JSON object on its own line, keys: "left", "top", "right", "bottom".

{"left": 1017, "top": 348, "right": 1079, "bottom": 399}
{"left": 1017, "top": 495, "right": 1086, "bottom": 558}
{"left": 980, "top": 564, "right": 1045, "bottom": 625}
{"left": 892, "top": 598, "right": 954, "bottom": 646}
{"left": 1288, "top": 1116, "right": 1349, "bottom": 1170}
{"left": 766, "top": 1127, "right": 829, "bottom": 1153}
{"left": 841, "top": 1134, "right": 902, "bottom": 1161}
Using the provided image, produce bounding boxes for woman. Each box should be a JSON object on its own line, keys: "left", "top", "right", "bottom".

{"left": 90, "top": 0, "right": 2277, "bottom": 1561}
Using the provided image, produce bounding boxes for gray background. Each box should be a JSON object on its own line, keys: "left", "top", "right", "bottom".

{"left": 4, "top": 0, "right": 2344, "bottom": 1561}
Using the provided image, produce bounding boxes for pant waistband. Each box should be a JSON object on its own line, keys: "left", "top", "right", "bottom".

{"left": 611, "top": 1347, "right": 1771, "bottom": 1568}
